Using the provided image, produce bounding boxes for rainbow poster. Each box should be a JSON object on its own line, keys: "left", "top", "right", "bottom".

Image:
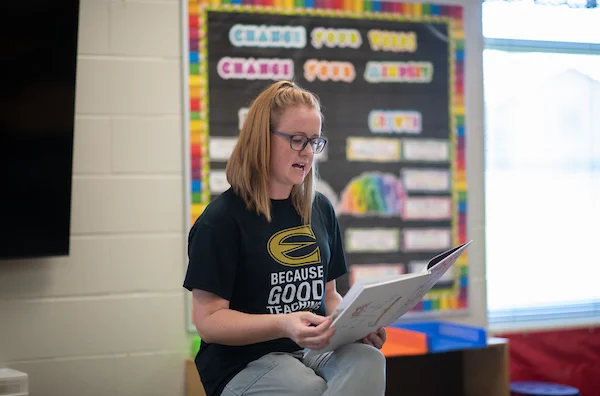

{"left": 183, "top": 0, "right": 468, "bottom": 327}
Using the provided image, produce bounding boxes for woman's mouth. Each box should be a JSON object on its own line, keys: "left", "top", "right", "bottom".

{"left": 292, "top": 163, "right": 306, "bottom": 172}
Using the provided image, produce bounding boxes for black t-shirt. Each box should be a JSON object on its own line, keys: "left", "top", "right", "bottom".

{"left": 183, "top": 188, "right": 348, "bottom": 396}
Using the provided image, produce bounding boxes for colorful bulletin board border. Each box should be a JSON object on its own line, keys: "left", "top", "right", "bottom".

{"left": 182, "top": 0, "right": 468, "bottom": 330}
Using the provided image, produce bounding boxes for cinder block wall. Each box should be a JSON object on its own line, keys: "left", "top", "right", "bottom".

{"left": 0, "top": 1, "right": 190, "bottom": 395}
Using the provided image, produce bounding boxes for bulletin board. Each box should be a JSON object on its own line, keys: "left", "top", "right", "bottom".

{"left": 183, "top": 0, "right": 468, "bottom": 331}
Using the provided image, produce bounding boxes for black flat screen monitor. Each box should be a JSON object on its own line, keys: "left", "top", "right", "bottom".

{"left": 0, "top": 1, "right": 80, "bottom": 260}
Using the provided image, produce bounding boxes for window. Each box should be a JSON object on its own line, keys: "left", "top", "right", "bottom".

{"left": 483, "top": 0, "right": 600, "bottom": 329}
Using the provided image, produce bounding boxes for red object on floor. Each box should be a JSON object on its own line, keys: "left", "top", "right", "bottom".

{"left": 497, "top": 327, "right": 600, "bottom": 396}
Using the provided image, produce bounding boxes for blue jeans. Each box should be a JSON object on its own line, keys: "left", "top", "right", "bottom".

{"left": 220, "top": 343, "right": 386, "bottom": 396}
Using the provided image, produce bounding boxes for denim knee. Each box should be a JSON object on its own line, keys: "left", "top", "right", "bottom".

{"left": 290, "top": 374, "right": 328, "bottom": 396}
{"left": 342, "top": 342, "right": 386, "bottom": 373}
{"left": 313, "top": 343, "right": 386, "bottom": 396}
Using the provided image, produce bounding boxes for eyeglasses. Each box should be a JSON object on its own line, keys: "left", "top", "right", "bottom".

{"left": 271, "top": 130, "right": 328, "bottom": 154}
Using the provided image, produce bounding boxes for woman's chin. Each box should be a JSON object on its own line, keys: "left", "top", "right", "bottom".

{"left": 291, "top": 174, "right": 306, "bottom": 185}
{"left": 287, "top": 171, "right": 306, "bottom": 185}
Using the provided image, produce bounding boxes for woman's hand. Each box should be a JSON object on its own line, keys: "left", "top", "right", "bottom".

{"left": 361, "top": 327, "right": 387, "bottom": 349}
{"left": 280, "top": 311, "right": 336, "bottom": 350}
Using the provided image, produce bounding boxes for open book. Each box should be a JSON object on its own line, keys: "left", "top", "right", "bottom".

{"left": 303, "top": 240, "right": 473, "bottom": 358}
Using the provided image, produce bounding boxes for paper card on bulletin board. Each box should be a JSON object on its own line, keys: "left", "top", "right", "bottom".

{"left": 182, "top": 0, "right": 468, "bottom": 332}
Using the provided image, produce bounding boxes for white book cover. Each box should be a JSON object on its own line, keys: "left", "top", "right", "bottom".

{"left": 303, "top": 240, "right": 472, "bottom": 358}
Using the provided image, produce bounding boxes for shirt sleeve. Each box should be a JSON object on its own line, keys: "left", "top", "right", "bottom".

{"left": 327, "top": 213, "right": 348, "bottom": 282}
{"left": 183, "top": 215, "right": 239, "bottom": 301}
{"left": 317, "top": 194, "right": 348, "bottom": 282}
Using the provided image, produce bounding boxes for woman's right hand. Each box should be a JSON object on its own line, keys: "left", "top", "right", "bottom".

{"left": 280, "top": 311, "right": 336, "bottom": 350}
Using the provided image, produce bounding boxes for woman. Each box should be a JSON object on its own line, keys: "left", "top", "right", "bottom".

{"left": 183, "top": 80, "right": 387, "bottom": 396}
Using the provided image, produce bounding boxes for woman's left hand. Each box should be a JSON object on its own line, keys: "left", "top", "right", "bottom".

{"left": 361, "top": 327, "right": 387, "bottom": 349}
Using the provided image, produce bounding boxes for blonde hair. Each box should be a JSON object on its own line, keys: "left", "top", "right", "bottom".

{"left": 225, "top": 80, "right": 322, "bottom": 224}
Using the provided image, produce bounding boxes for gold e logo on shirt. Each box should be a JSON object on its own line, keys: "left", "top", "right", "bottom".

{"left": 267, "top": 225, "right": 321, "bottom": 267}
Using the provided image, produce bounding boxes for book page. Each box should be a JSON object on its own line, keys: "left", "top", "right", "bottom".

{"left": 304, "top": 241, "right": 473, "bottom": 358}
{"left": 304, "top": 272, "right": 430, "bottom": 358}
{"left": 427, "top": 240, "right": 472, "bottom": 271}
{"left": 401, "top": 241, "right": 473, "bottom": 317}
{"left": 427, "top": 240, "right": 472, "bottom": 278}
